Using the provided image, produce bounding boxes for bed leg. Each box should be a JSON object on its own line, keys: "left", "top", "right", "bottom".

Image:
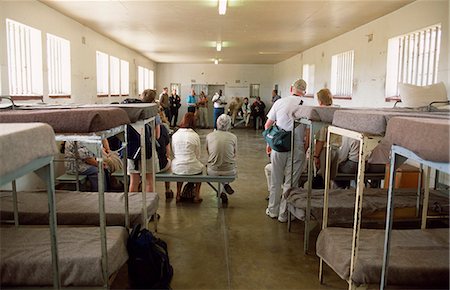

{"left": 287, "top": 211, "right": 291, "bottom": 232}
{"left": 319, "top": 258, "right": 324, "bottom": 284}
{"left": 153, "top": 213, "right": 158, "bottom": 232}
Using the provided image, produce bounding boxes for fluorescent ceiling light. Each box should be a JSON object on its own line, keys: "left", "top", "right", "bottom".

{"left": 214, "top": 59, "right": 219, "bottom": 65}
{"left": 216, "top": 41, "right": 222, "bottom": 51}
{"left": 218, "top": 0, "right": 227, "bottom": 15}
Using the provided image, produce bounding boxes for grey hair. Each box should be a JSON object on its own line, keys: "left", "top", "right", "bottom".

{"left": 216, "top": 114, "right": 232, "bottom": 131}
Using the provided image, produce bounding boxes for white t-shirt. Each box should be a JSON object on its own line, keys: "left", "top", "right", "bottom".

{"left": 212, "top": 93, "right": 226, "bottom": 108}
{"left": 171, "top": 128, "right": 204, "bottom": 175}
{"left": 266, "top": 95, "right": 305, "bottom": 145}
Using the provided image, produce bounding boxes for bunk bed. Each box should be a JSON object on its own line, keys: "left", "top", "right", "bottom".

{"left": 380, "top": 116, "right": 449, "bottom": 289}
{"left": 315, "top": 111, "right": 449, "bottom": 289}
{"left": 0, "top": 123, "right": 60, "bottom": 288}
{"left": 0, "top": 103, "right": 161, "bottom": 230}
{"left": 0, "top": 107, "right": 131, "bottom": 287}
{"left": 288, "top": 105, "right": 346, "bottom": 253}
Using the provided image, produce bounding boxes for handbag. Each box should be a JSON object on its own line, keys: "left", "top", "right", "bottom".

{"left": 262, "top": 124, "right": 291, "bottom": 152}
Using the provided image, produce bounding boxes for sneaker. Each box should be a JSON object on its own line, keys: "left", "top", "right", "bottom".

{"left": 265, "top": 208, "right": 277, "bottom": 219}
{"left": 278, "top": 213, "right": 295, "bottom": 223}
{"left": 224, "top": 184, "right": 234, "bottom": 195}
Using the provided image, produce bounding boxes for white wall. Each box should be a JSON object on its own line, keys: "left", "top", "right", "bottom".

{"left": 274, "top": 0, "right": 449, "bottom": 108}
{"left": 0, "top": 0, "right": 156, "bottom": 105}
{"left": 156, "top": 63, "right": 274, "bottom": 120}
{"left": 0, "top": 1, "right": 156, "bottom": 190}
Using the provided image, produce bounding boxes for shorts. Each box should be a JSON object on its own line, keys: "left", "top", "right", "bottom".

{"left": 127, "top": 157, "right": 159, "bottom": 175}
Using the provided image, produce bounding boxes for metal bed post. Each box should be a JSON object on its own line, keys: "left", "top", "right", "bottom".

{"left": 95, "top": 137, "right": 109, "bottom": 288}
{"left": 300, "top": 118, "right": 325, "bottom": 254}
{"left": 122, "top": 129, "right": 130, "bottom": 229}
{"left": 319, "top": 126, "right": 333, "bottom": 283}
{"left": 415, "top": 164, "right": 423, "bottom": 217}
{"left": 11, "top": 180, "right": 19, "bottom": 227}
{"left": 35, "top": 161, "right": 61, "bottom": 289}
{"left": 420, "top": 166, "right": 431, "bottom": 229}
{"left": 74, "top": 141, "right": 81, "bottom": 191}
{"left": 150, "top": 117, "right": 157, "bottom": 232}
{"left": 287, "top": 120, "right": 298, "bottom": 231}
{"left": 139, "top": 119, "right": 148, "bottom": 230}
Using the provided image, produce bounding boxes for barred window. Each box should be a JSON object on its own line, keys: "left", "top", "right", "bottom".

{"left": 120, "top": 60, "right": 129, "bottom": 96}
{"left": 138, "top": 66, "right": 154, "bottom": 94}
{"left": 385, "top": 24, "right": 441, "bottom": 98}
{"left": 96, "top": 51, "right": 109, "bottom": 96}
{"left": 330, "top": 50, "right": 354, "bottom": 98}
{"left": 110, "top": 56, "right": 120, "bottom": 95}
{"left": 302, "top": 64, "right": 315, "bottom": 96}
{"left": 6, "top": 19, "right": 43, "bottom": 97}
{"left": 47, "top": 33, "right": 71, "bottom": 96}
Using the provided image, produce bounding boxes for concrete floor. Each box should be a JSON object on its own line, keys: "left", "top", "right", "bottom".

{"left": 133, "top": 128, "right": 347, "bottom": 289}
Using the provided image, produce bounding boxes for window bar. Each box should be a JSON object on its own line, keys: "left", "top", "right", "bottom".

{"left": 7, "top": 22, "right": 16, "bottom": 95}
{"left": 428, "top": 26, "right": 438, "bottom": 85}
{"left": 433, "top": 27, "right": 441, "bottom": 84}
{"left": 17, "top": 24, "right": 24, "bottom": 95}
{"left": 401, "top": 36, "right": 407, "bottom": 84}
{"left": 396, "top": 38, "right": 403, "bottom": 95}
{"left": 26, "top": 28, "right": 32, "bottom": 95}
{"left": 57, "top": 39, "right": 62, "bottom": 94}
{"left": 350, "top": 51, "right": 354, "bottom": 95}
{"left": 342, "top": 52, "right": 346, "bottom": 96}
{"left": 49, "top": 37, "right": 54, "bottom": 94}
{"left": 418, "top": 31, "right": 425, "bottom": 86}
{"left": 411, "top": 33, "right": 418, "bottom": 85}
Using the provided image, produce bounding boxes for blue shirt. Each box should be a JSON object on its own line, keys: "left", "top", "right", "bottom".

{"left": 186, "top": 95, "right": 196, "bottom": 107}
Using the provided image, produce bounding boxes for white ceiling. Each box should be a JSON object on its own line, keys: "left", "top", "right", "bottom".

{"left": 41, "top": 0, "right": 414, "bottom": 64}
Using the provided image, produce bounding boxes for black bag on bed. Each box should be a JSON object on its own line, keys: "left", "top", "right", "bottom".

{"left": 127, "top": 224, "right": 173, "bottom": 289}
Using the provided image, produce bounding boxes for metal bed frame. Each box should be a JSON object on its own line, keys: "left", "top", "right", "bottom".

{"left": 318, "top": 125, "right": 382, "bottom": 290}
{"left": 0, "top": 131, "right": 60, "bottom": 289}
{"left": 288, "top": 118, "right": 327, "bottom": 254}
{"left": 381, "top": 145, "right": 450, "bottom": 289}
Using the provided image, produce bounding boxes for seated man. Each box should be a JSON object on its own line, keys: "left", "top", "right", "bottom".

{"left": 206, "top": 114, "right": 237, "bottom": 203}
{"left": 64, "top": 139, "right": 112, "bottom": 191}
{"left": 251, "top": 96, "right": 266, "bottom": 129}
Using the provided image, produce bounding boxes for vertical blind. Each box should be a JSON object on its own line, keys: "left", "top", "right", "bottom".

{"left": 331, "top": 50, "right": 354, "bottom": 97}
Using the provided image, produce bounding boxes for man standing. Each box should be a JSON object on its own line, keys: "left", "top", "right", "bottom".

{"left": 186, "top": 89, "right": 197, "bottom": 113}
{"left": 159, "top": 87, "right": 170, "bottom": 121}
{"left": 169, "top": 88, "right": 181, "bottom": 127}
{"left": 265, "top": 79, "right": 307, "bottom": 223}
{"left": 212, "top": 89, "right": 227, "bottom": 129}
{"left": 271, "top": 89, "right": 281, "bottom": 104}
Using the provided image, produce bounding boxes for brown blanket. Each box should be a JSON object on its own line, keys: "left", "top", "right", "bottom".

{"left": 317, "top": 227, "right": 449, "bottom": 287}
{"left": 0, "top": 108, "right": 130, "bottom": 133}
{"left": 0, "top": 226, "right": 128, "bottom": 286}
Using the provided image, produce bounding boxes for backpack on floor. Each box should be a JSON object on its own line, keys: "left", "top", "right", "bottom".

{"left": 127, "top": 224, "right": 174, "bottom": 289}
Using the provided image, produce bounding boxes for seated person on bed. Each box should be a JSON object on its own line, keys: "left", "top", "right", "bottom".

{"left": 64, "top": 140, "right": 112, "bottom": 191}
{"left": 171, "top": 112, "right": 204, "bottom": 203}
{"left": 127, "top": 89, "right": 161, "bottom": 193}
{"left": 206, "top": 114, "right": 237, "bottom": 203}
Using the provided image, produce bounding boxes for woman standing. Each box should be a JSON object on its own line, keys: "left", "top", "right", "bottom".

{"left": 197, "top": 91, "right": 209, "bottom": 128}
{"left": 169, "top": 88, "right": 181, "bottom": 127}
{"left": 171, "top": 112, "right": 204, "bottom": 203}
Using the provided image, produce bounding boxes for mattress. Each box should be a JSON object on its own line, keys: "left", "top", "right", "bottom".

{"left": 285, "top": 187, "right": 448, "bottom": 223}
{"left": 332, "top": 108, "right": 450, "bottom": 135}
{"left": 292, "top": 106, "right": 344, "bottom": 123}
{"left": 0, "top": 107, "right": 130, "bottom": 133}
{"left": 80, "top": 103, "right": 159, "bottom": 123}
{"left": 0, "top": 123, "right": 58, "bottom": 179}
{"left": 316, "top": 227, "right": 449, "bottom": 287}
{"left": 0, "top": 226, "right": 128, "bottom": 286}
{"left": 0, "top": 190, "right": 159, "bottom": 226}
{"left": 385, "top": 117, "right": 450, "bottom": 163}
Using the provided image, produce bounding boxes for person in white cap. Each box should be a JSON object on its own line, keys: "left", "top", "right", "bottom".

{"left": 264, "top": 79, "right": 307, "bottom": 223}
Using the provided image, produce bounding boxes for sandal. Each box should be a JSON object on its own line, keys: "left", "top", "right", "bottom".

{"left": 193, "top": 198, "right": 203, "bottom": 203}
{"left": 165, "top": 190, "right": 174, "bottom": 199}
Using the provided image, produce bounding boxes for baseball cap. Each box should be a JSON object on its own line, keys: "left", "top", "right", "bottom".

{"left": 292, "top": 79, "right": 307, "bottom": 92}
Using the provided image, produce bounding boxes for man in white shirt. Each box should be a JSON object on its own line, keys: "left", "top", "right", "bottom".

{"left": 212, "top": 90, "right": 227, "bottom": 129}
{"left": 264, "top": 79, "right": 307, "bottom": 223}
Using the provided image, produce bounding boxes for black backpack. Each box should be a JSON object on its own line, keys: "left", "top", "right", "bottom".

{"left": 127, "top": 224, "right": 174, "bottom": 289}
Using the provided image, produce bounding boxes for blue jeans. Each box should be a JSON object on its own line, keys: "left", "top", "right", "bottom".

{"left": 213, "top": 107, "right": 225, "bottom": 129}
{"left": 81, "top": 165, "right": 110, "bottom": 192}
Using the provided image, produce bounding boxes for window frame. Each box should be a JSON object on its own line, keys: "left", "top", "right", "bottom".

{"left": 47, "top": 33, "right": 71, "bottom": 98}
{"left": 330, "top": 50, "right": 354, "bottom": 100}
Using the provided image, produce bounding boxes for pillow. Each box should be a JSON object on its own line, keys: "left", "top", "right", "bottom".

{"left": 398, "top": 82, "right": 448, "bottom": 107}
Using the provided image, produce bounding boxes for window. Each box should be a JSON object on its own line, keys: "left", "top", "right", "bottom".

{"left": 302, "top": 64, "right": 315, "bottom": 97}
{"left": 110, "top": 56, "right": 120, "bottom": 95}
{"left": 6, "top": 19, "right": 43, "bottom": 97}
{"left": 120, "top": 60, "right": 129, "bottom": 96}
{"left": 192, "top": 84, "right": 208, "bottom": 96}
{"left": 330, "top": 50, "right": 354, "bottom": 98}
{"left": 47, "top": 33, "right": 71, "bottom": 97}
{"left": 96, "top": 51, "right": 109, "bottom": 96}
{"left": 385, "top": 24, "right": 441, "bottom": 98}
{"left": 170, "top": 83, "right": 181, "bottom": 95}
{"left": 138, "top": 66, "right": 154, "bottom": 94}
{"left": 250, "top": 84, "right": 260, "bottom": 98}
